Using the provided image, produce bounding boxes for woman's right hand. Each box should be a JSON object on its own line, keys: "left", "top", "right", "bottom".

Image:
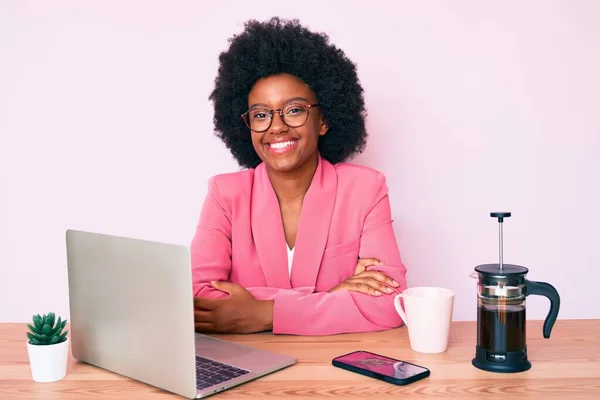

{"left": 328, "top": 258, "right": 400, "bottom": 296}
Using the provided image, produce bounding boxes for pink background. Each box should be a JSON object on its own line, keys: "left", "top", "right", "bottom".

{"left": 1, "top": 1, "right": 599, "bottom": 323}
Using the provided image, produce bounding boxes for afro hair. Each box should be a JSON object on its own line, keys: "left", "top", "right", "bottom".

{"left": 209, "top": 17, "right": 368, "bottom": 169}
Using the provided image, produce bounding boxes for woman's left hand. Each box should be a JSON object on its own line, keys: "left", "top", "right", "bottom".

{"left": 194, "top": 281, "right": 273, "bottom": 334}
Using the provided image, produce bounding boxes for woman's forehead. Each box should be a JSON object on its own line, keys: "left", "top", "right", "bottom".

{"left": 248, "top": 73, "right": 316, "bottom": 106}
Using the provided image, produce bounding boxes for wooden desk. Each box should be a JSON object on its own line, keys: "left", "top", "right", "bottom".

{"left": 1, "top": 320, "right": 599, "bottom": 399}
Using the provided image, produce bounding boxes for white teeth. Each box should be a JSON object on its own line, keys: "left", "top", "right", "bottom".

{"left": 269, "top": 140, "right": 296, "bottom": 149}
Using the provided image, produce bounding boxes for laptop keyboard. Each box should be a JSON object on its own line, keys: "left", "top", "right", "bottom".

{"left": 196, "top": 356, "right": 250, "bottom": 390}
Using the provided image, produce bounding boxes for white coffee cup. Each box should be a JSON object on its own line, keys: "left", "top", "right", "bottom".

{"left": 394, "top": 286, "right": 455, "bottom": 353}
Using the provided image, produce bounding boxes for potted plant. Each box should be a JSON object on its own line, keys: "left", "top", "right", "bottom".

{"left": 26, "top": 312, "right": 69, "bottom": 382}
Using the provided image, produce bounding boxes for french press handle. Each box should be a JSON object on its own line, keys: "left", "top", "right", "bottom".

{"left": 525, "top": 280, "right": 561, "bottom": 338}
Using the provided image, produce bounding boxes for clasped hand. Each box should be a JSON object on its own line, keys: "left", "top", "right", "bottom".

{"left": 194, "top": 282, "right": 273, "bottom": 334}
{"left": 329, "top": 258, "right": 399, "bottom": 296}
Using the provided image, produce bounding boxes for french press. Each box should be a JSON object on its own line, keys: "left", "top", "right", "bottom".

{"left": 472, "top": 212, "right": 560, "bottom": 373}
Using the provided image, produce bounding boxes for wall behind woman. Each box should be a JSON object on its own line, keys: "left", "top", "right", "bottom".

{"left": 2, "top": 0, "right": 598, "bottom": 322}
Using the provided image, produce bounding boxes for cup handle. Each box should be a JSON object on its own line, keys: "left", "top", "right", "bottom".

{"left": 394, "top": 294, "right": 408, "bottom": 326}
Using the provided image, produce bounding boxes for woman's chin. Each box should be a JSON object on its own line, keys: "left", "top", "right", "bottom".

{"left": 266, "top": 159, "right": 299, "bottom": 173}
{"left": 259, "top": 148, "right": 318, "bottom": 174}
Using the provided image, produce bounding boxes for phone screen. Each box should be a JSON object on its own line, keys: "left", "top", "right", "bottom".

{"left": 335, "top": 351, "right": 428, "bottom": 380}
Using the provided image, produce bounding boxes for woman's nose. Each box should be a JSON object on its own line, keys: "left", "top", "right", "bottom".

{"left": 268, "top": 112, "right": 288, "bottom": 135}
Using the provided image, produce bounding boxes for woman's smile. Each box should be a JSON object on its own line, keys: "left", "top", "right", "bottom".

{"left": 265, "top": 137, "right": 300, "bottom": 155}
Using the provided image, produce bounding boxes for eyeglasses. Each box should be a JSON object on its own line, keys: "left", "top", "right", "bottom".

{"left": 241, "top": 103, "right": 321, "bottom": 133}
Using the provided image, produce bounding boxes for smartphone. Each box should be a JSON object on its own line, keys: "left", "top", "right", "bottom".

{"left": 332, "top": 350, "right": 430, "bottom": 386}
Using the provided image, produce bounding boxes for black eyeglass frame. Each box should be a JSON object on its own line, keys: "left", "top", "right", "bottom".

{"left": 241, "top": 103, "right": 321, "bottom": 133}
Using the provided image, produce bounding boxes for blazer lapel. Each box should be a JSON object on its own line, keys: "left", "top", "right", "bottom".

{"left": 251, "top": 163, "right": 292, "bottom": 289}
{"left": 290, "top": 154, "right": 337, "bottom": 289}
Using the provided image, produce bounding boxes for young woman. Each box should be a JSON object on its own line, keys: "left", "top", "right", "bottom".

{"left": 191, "top": 17, "right": 407, "bottom": 335}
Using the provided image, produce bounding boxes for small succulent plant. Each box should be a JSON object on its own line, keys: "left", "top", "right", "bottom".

{"left": 27, "top": 312, "right": 68, "bottom": 345}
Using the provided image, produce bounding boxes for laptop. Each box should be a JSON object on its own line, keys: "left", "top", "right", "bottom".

{"left": 65, "top": 229, "right": 295, "bottom": 399}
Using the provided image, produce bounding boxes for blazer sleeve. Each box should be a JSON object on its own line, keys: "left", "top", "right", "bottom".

{"left": 192, "top": 174, "right": 407, "bottom": 335}
{"left": 271, "top": 173, "right": 407, "bottom": 335}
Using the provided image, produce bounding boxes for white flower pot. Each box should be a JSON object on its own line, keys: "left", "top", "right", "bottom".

{"left": 26, "top": 337, "right": 69, "bottom": 382}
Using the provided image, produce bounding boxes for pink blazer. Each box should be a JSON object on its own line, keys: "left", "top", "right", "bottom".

{"left": 191, "top": 153, "right": 407, "bottom": 335}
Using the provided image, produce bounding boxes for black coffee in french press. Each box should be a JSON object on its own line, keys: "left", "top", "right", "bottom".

{"left": 472, "top": 212, "right": 561, "bottom": 373}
